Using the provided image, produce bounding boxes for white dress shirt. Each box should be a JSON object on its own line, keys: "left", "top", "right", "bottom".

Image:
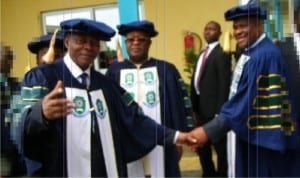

{"left": 64, "top": 53, "right": 91, "bottom": 87}
{"left": 194, "top": 41, "right": 219, "bottom": 94}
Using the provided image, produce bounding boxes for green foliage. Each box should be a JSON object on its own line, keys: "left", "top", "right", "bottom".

{"left": 105, "top": 48, "right": 117, "bottom": 59}
{"left": 182, "top": 32, "right": 202, "bottom": 95}
{"left": 183, "top": 48, "right": 198, "bottom": 95}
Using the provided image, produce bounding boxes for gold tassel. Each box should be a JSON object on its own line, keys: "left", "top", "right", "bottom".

{"left": 42, "top": 29, "right": 59, "bottom": 64}
{"left": 116, "top": 38, "right": 123, "bottom": 62}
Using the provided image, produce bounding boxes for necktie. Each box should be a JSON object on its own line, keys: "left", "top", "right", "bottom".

{"left": 199, "top": 46, "right": 209, "bottom": 77}
{"left": 80, "top": 73, "right": 88, "bottom": 89}
{"left": 80, "top": 73, "right": 107, "bottom": 176}
{"left": 197, "top": 46, "right": 209, "bottom": 84}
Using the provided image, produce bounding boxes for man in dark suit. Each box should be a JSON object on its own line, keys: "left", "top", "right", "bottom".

{"left": 190, "top": 21, "right": 231, "bottom": 177}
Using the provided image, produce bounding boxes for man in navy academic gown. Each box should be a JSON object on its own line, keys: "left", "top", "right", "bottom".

{"left": 19, "top": 19, "right": 192, "bottom": 177}
{"left": 106, "top": 20, "right": 194, "bottom": 177}
{"left": 27, "top": 33, "right": 65, "bottom": 65}
{"left": 189, "top": 4, "right": 300, "bottom": 177}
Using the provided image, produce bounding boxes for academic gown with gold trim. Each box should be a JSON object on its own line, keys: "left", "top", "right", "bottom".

{"left": 220, "top": 37, "right": 300, "bottom": 177}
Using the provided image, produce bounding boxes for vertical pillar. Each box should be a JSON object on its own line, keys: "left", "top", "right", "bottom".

{"left": 261, "top": 1, "right": 272, "bottom": 39}
{"left": 274, "top": 0, "right": 283, "bottom": 40}
{"left": 289, "top": 0, "right": 294, "bottom": 33}
{"left": 117, "top": 0, "right": 139, "bottom": 59}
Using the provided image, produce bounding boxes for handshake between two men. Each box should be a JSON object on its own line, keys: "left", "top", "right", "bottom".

{"left": 42, "top": 81, "right": 208, "bottom": 151}
{"left": 176, "top": 127, "right": 208, "bottom": 151}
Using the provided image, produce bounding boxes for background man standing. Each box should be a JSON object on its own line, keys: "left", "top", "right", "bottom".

{"left": 190, "top": 21, "right": 231, "bottom": 177}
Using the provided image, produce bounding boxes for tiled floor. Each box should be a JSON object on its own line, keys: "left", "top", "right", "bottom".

{"left": 1, "top": 156, "right": 11, "bottom": 177}
{"left": 180, "top": 145, "right": 219, "bottom": 177}
{"left": 180, "top": 145, "right": 202, "bottom": 177}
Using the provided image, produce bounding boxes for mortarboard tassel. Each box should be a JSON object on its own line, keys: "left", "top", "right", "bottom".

{"left": 42, "top": 29, "right": 59, "bottom": 64}
{"left": 116, "top": 38, "right": 123, "bottom": 62}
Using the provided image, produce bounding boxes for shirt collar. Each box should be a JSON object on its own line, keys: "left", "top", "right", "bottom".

{"left": 63, "top": 53, "right": 91, "bottom": 79}
{"left": 206, "top": 41, "right": 219, "bottom": 50}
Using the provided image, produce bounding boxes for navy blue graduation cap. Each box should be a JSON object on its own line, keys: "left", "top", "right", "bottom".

{"left": 60, "top": 18, "right": 115, "bottom": 41}
{"left": 225, "top": 4, "right": 267, "bottom": 21}
{"left": 27, "top": 33, "right": 64, "bottom": 54}
{"left": 117, "top": 20, "right": 158, "bottom": 37}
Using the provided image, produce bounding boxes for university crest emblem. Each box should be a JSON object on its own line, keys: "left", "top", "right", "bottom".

{"left": 73, "top": 96, "right": 86, "bottom": 116}
{"left": 144, "top": 71, "right": 154, "bottom": 84}
{"left": 96, "top": 98, "right": 106, "bottom": 119}
{"left": 125, "top": 73, "right": 134, "bottom": 86}
{"left": 145, "top": 91, "right": 156, "bottom": 107}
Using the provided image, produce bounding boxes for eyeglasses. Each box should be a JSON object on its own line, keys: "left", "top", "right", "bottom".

{"left": 125, "top": 37, "right": 149, "bottom": 43}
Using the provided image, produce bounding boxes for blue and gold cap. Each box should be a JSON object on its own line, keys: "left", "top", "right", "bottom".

{"left": 225, "top": 4, "right": 267, "bottom": 21}
{"left": 117, "top": 20, "right": 158, "bottom": 37}
{"left": 60, "top": 18, "right": 115, "bottom": 41}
